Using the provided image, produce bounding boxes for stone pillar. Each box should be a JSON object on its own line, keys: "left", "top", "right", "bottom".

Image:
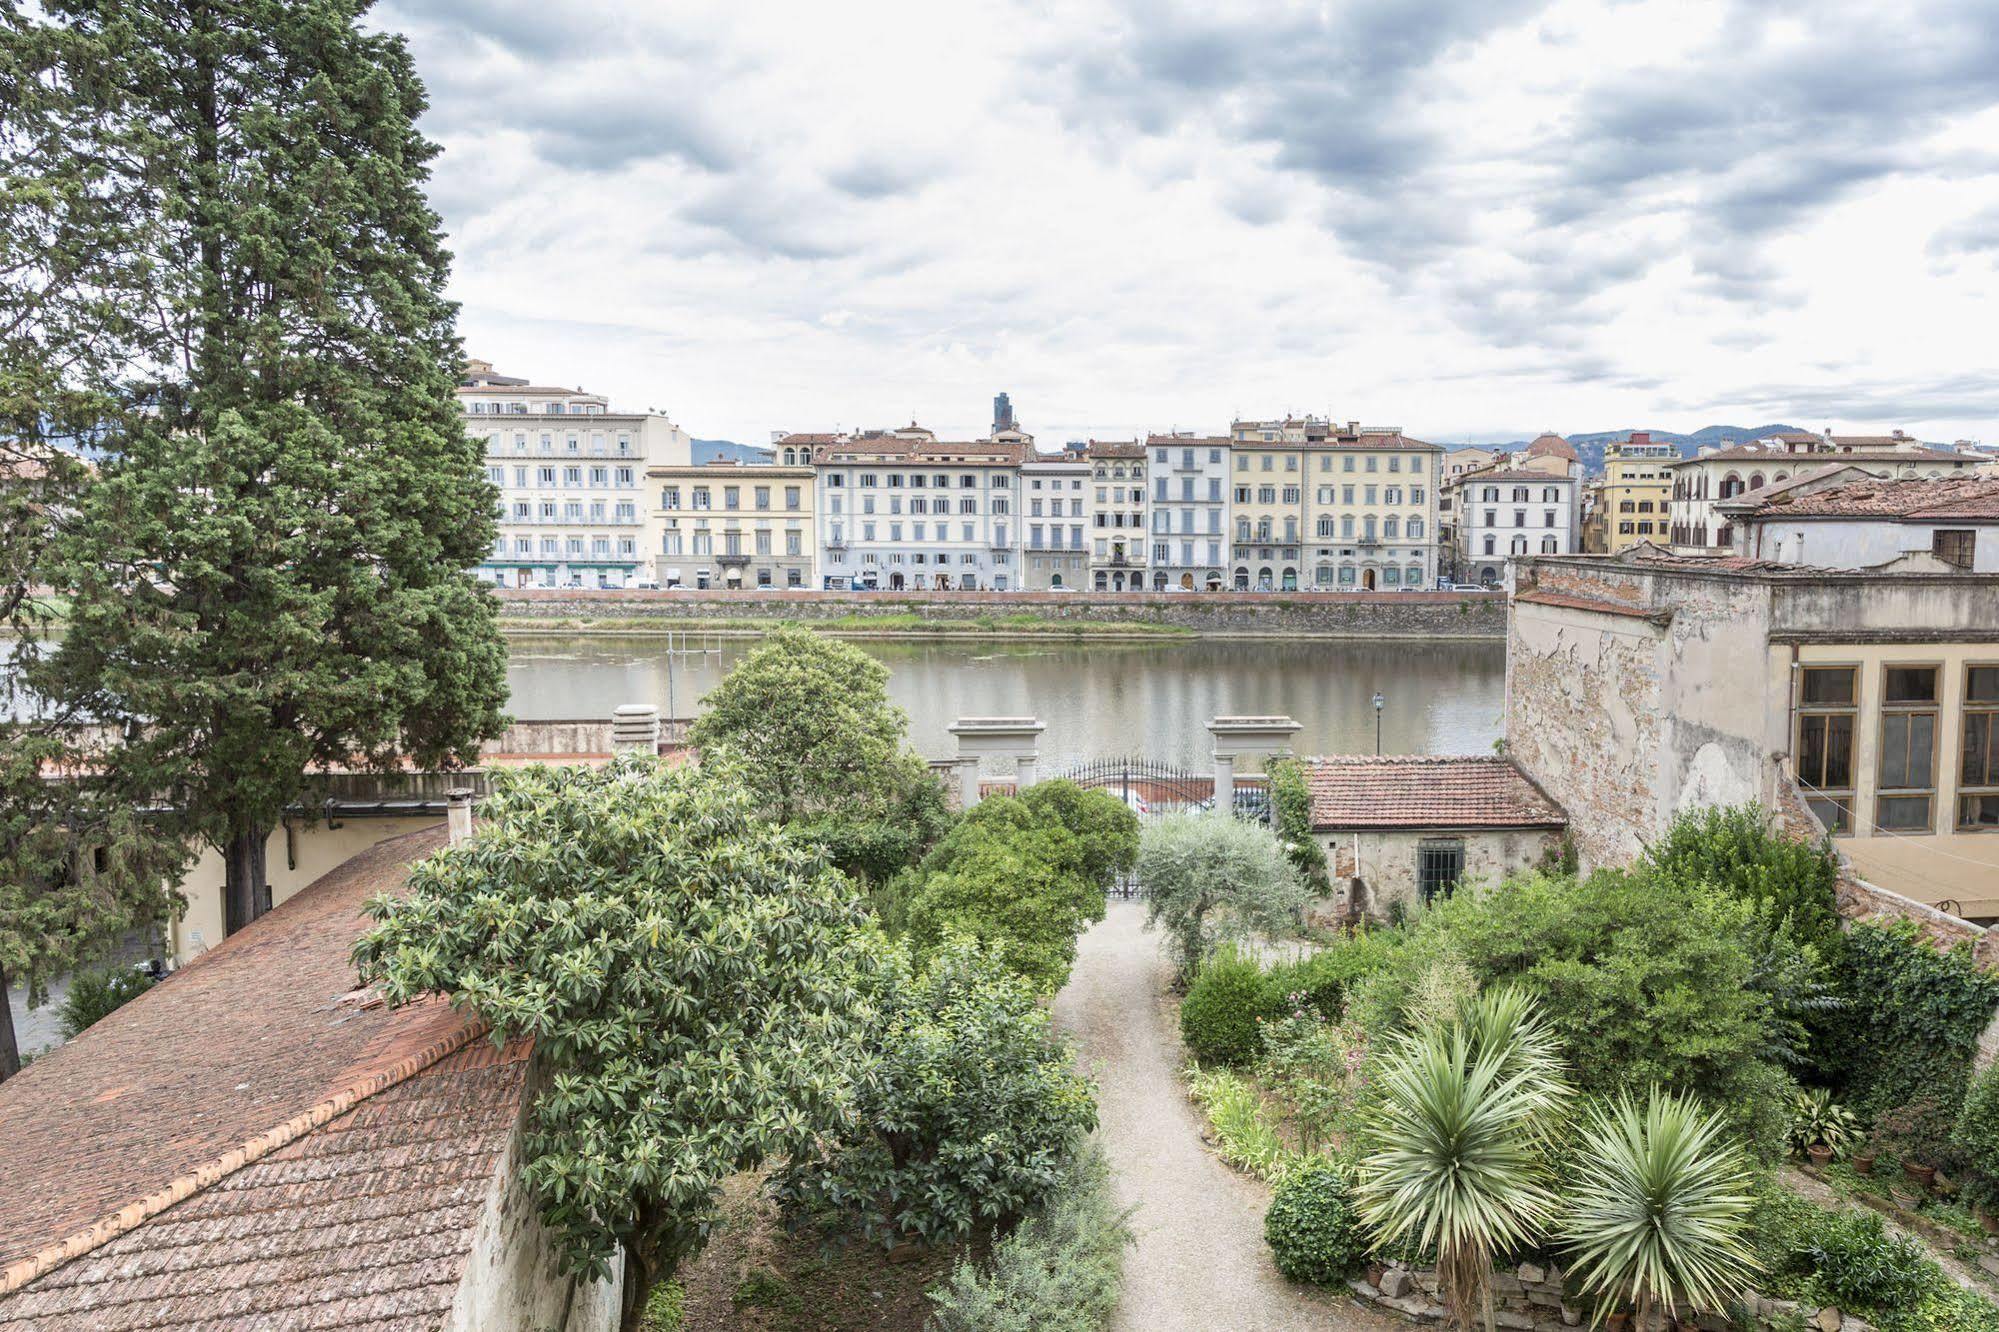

{"left": 1208, "top": 715, "right": 1304, "bottom": 819}
{"left": 446, "top": 788, "right": 475, "bottom": 846}
{"left": 1212, "top": 752, "right": 1236, "bottom": 817}
{"left": 1014, "top": 753, "right": 1038, "bottom": 790}
{"left": 612, "top": 703, "right": 660, "bottom": 754}
{"left": 949, "top": 717, "right": 1046, "bottom": 804}
{"left": 958, "top": 757, "right": 983, "bottom": 810}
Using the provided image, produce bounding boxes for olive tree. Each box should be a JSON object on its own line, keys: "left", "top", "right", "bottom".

{"left": 1137, "top": 812, "right": 1308, "bottom": 979}
{"left": 352, "top": 756, "right": 880, "bottom": 1332}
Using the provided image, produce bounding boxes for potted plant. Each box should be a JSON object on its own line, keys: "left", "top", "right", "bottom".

{"left": 1786, "top": 1088, "right": 1860, "bottom": 1169}
{"left": 1878, "top": 1097, "right": 1953, "bottom": 1190}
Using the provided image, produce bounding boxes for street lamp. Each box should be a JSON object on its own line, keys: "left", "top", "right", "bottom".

{"left": 1373, "top": 691, "right": 1385, "bottom": 756}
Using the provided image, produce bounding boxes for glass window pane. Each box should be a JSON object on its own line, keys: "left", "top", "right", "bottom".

{"left": 1964, "top": 713, "right": 1996, "bottom": 787}
{"left": 1876, "top": 795, "right": 1932, "bottom": 831}
{"left": 1807, "top": 797, "right": 1851, "bottom": 834}
{"left": 1881, "top": 714, "right": 1913, "bottom": 789}
{"left": 1801, "top": 668, "right": 1855, "bottom": 705}
{"left": 1960, "top": 794, "right": 1999, "bottom": 830}
{"left": 1884, "top": 666, "right": 1938, "bottom": 705}
{"left": 1970, "top": 666, "right": 1999, "bottom": 704}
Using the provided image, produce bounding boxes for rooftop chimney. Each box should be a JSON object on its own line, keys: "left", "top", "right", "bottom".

{"left": 612, "top": 704, "right": 661, "bottom": 755}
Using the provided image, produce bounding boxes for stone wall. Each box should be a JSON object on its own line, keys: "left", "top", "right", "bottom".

{"left": 493, "top": 587, "right": 1506, "bottom": 639}
{"left": 1312, "top": 826, "right": 1565, "bottom": 921}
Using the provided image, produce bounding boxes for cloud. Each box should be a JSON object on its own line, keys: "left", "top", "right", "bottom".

{"left": 1930, "top": 204, "right": 1999, "bottom": 259}
{"left": 827, "top": 155, "right": 934, "bottom": 200}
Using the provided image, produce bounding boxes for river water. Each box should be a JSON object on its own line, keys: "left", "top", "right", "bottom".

{"left": 505, "top": 635, "right": 1507, "bottom": 770}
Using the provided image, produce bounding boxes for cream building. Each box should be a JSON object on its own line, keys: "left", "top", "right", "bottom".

{"left": 1229, "top": 421, "right": 1442, "bottom": 590}
{"left": 812, "top": 428, "right": 1025, "bottom": 590}
{"left": 1086, "top": 441, "right": 1149, "bottom": 591}
{"left": 1666, "top": 430, "right": 1980, "bottom": 552}
{"left": 651, "top": 461, "right": 815, "bottom": 590}
{"left": 459, "top": 359, "right": 691, "bottom": 588}
{"left": 1601, "top": 432, "right": 1679, "bottom": 552}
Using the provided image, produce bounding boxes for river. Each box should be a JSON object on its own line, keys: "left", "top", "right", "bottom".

{"left": 505, "top": 635, "right": 1507, "bottom": 770}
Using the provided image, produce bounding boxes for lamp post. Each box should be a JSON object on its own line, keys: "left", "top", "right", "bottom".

{"left": 1373, "top": 691, "right": 1385, "bottom": 756}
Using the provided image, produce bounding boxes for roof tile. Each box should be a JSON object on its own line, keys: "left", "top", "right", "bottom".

{"left": 1302, "top": 755, "right": 1566, "bottom": 830}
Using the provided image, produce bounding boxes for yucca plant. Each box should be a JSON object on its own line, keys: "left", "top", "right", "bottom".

{"left": 1355, "top": 989, "right": 1567, "bottom": 1332}
{"left": 1559, "top": 1087, "right": 1759, "bottom": 1328}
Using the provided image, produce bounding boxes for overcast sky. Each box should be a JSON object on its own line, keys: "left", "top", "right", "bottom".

{"left": 377, "top": 0, "right": 1999, "bottom": 446}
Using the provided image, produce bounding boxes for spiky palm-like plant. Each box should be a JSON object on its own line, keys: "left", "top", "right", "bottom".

{"left": 1355, "top": 989, "right": 1567, "bottom": 1332}
{"left": 1559, "top": 1088, "right": 1759, "bottom": 1328}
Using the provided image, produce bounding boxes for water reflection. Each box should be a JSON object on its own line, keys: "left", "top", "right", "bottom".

{"left": 505, "top": 635, "right": 1507, "bottom": 770}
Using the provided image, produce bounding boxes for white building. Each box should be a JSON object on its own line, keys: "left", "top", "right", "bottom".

{"left": 1022, "top": 447, "right": 1090, "bottom": 590}
{"left": 1666, "top": 430, "right": 1981, "bottom": 553}
{"left": 1086, "top": 441, "right": 1149, "bottom": 591}
{"left": 1717, "top": 472, "right": 1999, "bottom": 572}
{"left": 1454, "top": 434, "right": 1581, "bottom": 585}
{"left": 459, "top": 359, "right": 691, "bottom": 588}
{"left": 1146, "top": 433, "right": 1232, "bottom": 590}
{"left": 813, "top": 428, "right": 1026, "bottom": 590}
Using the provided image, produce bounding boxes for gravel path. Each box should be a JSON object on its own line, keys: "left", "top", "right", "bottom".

{"left": 1054, "top": 901, "right": 1397, "bottom": 1331}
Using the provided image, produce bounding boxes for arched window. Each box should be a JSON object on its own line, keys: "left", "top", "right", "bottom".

{"left": 782, "top": 448, "right": 795, "bottom": 465}
{"left": 1748, "top": 472, "right": 1765, "bottom": 490}
{"left": 1720, "top": 472, "right": 1743, "bottom": 498}
{"left": 1257, "top": 566, "right": 1274, "bottom": 589}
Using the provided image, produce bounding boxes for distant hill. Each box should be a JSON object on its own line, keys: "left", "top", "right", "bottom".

{"left": 692, "top": 438, "right": 773, "bottom": 465}
{"left": 1456, "top": 425, "right": 1808, "bottom": 476}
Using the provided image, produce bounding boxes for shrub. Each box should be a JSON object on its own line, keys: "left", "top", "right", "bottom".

{"left": 57, "top": 966, "right": 154, "bottom": 1038}
{"left": 1804, "top": 1210, "right": 1932, "bottom": 1313}
{"left": 770, "top": 937, "right": 1097, "bottom": 1248}
{"left": 1186, "top": 1065, "right": 1292, "bottom": 1178}
{"left": 1819, "top": 919, "right": 1999, "bottom": 1118}
{"left": 1644, "top": 804, "right": 1842, "bottom": 951}
{"left": 1955, "top": 1063, "right": 1999, "bottom": 1182}
{"left": 1259, "top": 927, "right": 1405, "bottom": 1022}
{"left": 1139, "top": 812, "right": 1307, "bottom": 980}
{"left": 1875, "top": 1096, "right": 1958, "bottom": 1170}
{"left": 1264, "top": 1157, "right": 1368, "bottom": 1285}
{"left": 1787, "top": 1088, "right": 1862, "bottom": 1156}
{"left": 1180, "top": 948, "right": 1272, "bottom": 1066}
{"left": 926, "top": 1138, "right": 1132, "bottom": 1332}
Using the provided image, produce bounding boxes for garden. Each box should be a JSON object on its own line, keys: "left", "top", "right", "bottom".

{"left": 1155, "top": 800, "right": 1999, "bottom": 1331}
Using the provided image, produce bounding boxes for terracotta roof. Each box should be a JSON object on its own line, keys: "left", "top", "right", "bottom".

{"left": 0, "top": 827, "right": 526, "bottom": 1329}
{"left": 821, "top": 439, "right": 1027, "bottom": 464}
{"left": 1671, "top": 442, "right": 1968, "bottom": 466}
{"left": 1733, "top": 475, "right": 1999, "bottom": 521}
{"left": 1301, "top": 756, "right": 1567, "bottom": 831}
{"left": 1526, "top": 432, "right": 1579, "bottom": 462}
{"left": 776, "top": 432, "right": 844, "bottom": 445}
{"left": 1084, "top": 440, "right": 1145, "bottom": 459}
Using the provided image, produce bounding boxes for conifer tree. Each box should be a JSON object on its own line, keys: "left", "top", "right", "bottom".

{"left": 0, "top": 0, "right": 508, "bottom": 939}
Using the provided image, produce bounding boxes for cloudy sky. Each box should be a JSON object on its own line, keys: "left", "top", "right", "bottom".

{"left": 377, "top": 0, "right": 1999, "bottom": 446}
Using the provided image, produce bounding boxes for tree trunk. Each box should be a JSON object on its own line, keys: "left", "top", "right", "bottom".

{"left": 223, "top": 827, "right": 270, "bottom": 936}
{"left": 618, "top": 1239, "right": 653, "bottom": 1332}
{"left": 0, "top": 959, "right": 19, "bottom": 1084}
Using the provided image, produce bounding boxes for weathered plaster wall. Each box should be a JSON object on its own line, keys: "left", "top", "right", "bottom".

{"left": 1312, "top": 826, "right": 1564, "bottom": 920}
{"left": 493, "top": 587, "right": 1507, "bottom": 638}
{"left": 444, "top": 1060, "right": 623, "bottom": 1332}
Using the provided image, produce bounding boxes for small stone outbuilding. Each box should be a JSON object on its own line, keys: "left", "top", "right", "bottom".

{"left": 1300, "top": 755, "right": 1568, "bottom": 920}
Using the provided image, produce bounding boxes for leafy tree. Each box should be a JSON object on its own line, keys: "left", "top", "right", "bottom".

{"left": 353, "top": 757, "right": 880, "bottom": 1332}
{"left": 1266, "top": 758, "right": 1332, "bottom": 896}
{"left": 1137, "top": 811, "right": 1307, "bottom": 980}
{"left": 792, "top": 751, "right": 954, "bottom": 886}
{"left": 1817, "top": 918, "right": 1999, "bottom": 1118}
{"left": 1559, "top": 1088, "right": 1759, "bottom": 1328}
{"left": 1355, "top": 990, "right": 1567, "bottom": 1332}
{"left": 6, "top": 0, "right": 508, "bottom": 935}
{"left": 691, "top": 627, "right": 912, "bottom": 824}
{"left": 1644, "top": 804, "right": 1843, "bottom": 950}
{"left": 57, "top": 962, "right": 155, "bottom": 1038}
{"left": 900, "top": 780, "right": 1138, "bottom": 993}
{"left": 771, "top": 937, "right": 1096, "bottom": 1249}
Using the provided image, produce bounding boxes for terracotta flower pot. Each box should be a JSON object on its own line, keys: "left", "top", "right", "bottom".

{"left": 1806, "top": 1143, "right": 1834, "bottom": 1167}
{"left": 1902, "top": 1159, "right": 1938, "bottom": 1189}
{"left": 1981, "top": 1209, "right": 1999, "bottom": 1236}
{"left": 1852, "top": 1151, "right": 1877, "bottom": 1176}
{"left": 1605, "top": 1314, "right": 1631, "bottom": 1332}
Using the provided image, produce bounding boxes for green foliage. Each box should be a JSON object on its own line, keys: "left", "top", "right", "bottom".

{"left": 1180, "top": 948, "right": 1271, "bottom": 1066}
{"left": 1818, "top": 919, "right": 1999, "bottom": 1119}
{"left": 353, "top": 757, "right": 877, "bottom": 1321}
{"left": 690, "top": 627, "right": 912, "bottom": 824}
{"left": 925, "top": 1138, "right": 1132, "bottom": 1332}
{"left": 1264, "top": 1157, "right": 1369, "bottom": 1286}
{"left": 771, "top": 937, "right": 1097, "bottom": 1249}
{"left": 1185, "top": 1065, "right": 1293, "bottom": 1179}
{"left": 1355, "top": 989, "right": 1568, "bottom": 1328}
{"left": 900, "top": 780, "right": 1138, "bottom": 994}
{"left": 1352, "top": 867, "right": 1797, "bottom": 1161}
{"left": 1644, "top": 805, "right": 1842, "bottom": 950}
{"left": 1259, "top": 927, "right": 1405, "bottom": 1023}
{"left": 1558, "top": 1088, "right": 1759, "bottom": 1325}
{"left": 1801, "top": 1210, "right": 1932, "bottom": 1312}
{"left": 10, "top": 0, "right": 509, "bottom": 935}
{"left": 1787, "top": 1087, "right": 1862, "bottom": 1155}
{"left": 56, "top": 966, "right": 155, "bottom": 1039}
{"left": 792, "top": 752, "right": 955, "bottom": 887}
{"left": 1139, "top": 812, "right": 1307, "bottom": 979}
{"left": 640, "top": 1281, "right": 684, "bottom": 1331}
{"left": 1266, "top": 759, "right": 1331, "bottom": 896}
{"left": 1954, "top": 1064, "right": 1999, "bottom": 1182}
{"left": 1875, "top": 1096, "right": 1957, "bottom": 1169}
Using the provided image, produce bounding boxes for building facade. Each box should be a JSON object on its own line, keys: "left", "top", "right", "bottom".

{"left": 1718, "top": 473, "right": 1999, "bottom": 572}
{"left": 460, "top": 359, "right": 690, "bottom": 588}
{"left": 813, "top": 431, "right": 1025, "bottom": 590}
{"left": 1666, "top": 430, "right": 1980, "bottom": 552}
{"left": 650, "top": 461, "right": 815, "bottom": 590}
{"left": 1146, "top": 433, "right": 1232, "bottom": 590}
{"left": 1022, "top": 449, "right": 1089, "bottom": 590}
{"left": 1228, "top": 423, "right": 1442, "bottom": 590}
{"left": 1601, "top": 432, "right": 1678, "bottom": 553}
{"left": 1086, "top": 441, "right": 1149, "bottom": 590}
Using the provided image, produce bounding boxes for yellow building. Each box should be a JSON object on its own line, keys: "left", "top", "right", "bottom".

{"left": 1228, "top": 419, "right": 1442, "bottom": 590}
{"left": 1601, "top": 433, "right": 1678, "bottom": 552}
{"left": 650, "top": 461, "right": 815, "bottom": 590}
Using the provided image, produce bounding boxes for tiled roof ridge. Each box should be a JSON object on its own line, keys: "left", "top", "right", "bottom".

{"left": 0, "top": 1008, "right": 490, "bottom": 1298}
{"left": 1306, "top": 752, "right": 1513, "bottom": 765}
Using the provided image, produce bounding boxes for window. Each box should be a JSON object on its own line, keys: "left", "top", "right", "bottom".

{"left": 1876, "top": 665, "right": 1939, "bottom": 832}
{"left": 1934, "top": 529, "right": 1976, "bottom": 568}
{"left": 1416, "top": 839, "right": 1465, "bottom": 903}
{"left": 1961, "top": 665, "right": 1999, "bottom": 830}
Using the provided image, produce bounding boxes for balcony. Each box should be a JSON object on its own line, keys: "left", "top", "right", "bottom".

{"left": 716, "top": 552, "right": 752, "bottom": 567}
